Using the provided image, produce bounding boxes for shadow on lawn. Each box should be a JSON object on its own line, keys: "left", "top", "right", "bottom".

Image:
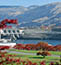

{"left": 29, "top": 56, "right": 45, "bottom": 59}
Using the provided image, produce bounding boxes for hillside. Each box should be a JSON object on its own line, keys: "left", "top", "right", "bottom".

{"left": 0, "top": 2, "right": 61, "bottom": 27}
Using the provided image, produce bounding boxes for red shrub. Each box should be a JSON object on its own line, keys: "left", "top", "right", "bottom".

{"left": 0, "top": 46, "right": 10, "bottom": 50}
{"left": 54, "top": 45, "right": 61, "bottom": 51}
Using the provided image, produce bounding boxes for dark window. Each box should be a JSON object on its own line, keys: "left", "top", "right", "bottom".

{"left": 8, "top": 30, "right": 11, "bottom": 33}
{"left": 17, "top": 30, "right": 19, "bottom": 33}
{"left": 4, "top": 30, "right": 6, "bottom": 33}
{"left": 13, "top": 30, "right": 15, "bottom": 33}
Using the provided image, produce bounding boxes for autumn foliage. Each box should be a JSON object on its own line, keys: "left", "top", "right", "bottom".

{"left": 0, "top": 46, "right": 10, "bottom": 50}
{"left": 13, "top": 42, "right": 61, "bottom": 51}
{"left": 0, "top": 42, "right": 61, "bottom": 51}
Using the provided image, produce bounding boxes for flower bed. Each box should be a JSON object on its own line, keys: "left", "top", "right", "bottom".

{"left": 0, "top": 51, "right": 61, "bottom": 65}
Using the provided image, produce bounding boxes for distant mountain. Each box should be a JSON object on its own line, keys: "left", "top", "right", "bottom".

{"left": 0, "top": 2, "right": 61, "bottom": 27}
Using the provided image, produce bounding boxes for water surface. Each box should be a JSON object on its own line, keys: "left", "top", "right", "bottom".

{"left": 15, "top": 40, "right": 61, "bottom": 45}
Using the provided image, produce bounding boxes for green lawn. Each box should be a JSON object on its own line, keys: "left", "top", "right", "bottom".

{"left": 9, "top": 49, "right": 61, "bottom": 55}
{"left": 9, "top": 49, "right": 38, "bottom": 53}
{"left": 50, "top": 51, "right": 61, "bottom": 56}
{"left": 7, "top": 53, "right": 61, "bottom": 65}
{"left": 7, "top": 49, "right": 61, "bottom": 65}
{"left": 1, "top": 52, "right": 60, "bottom": 65}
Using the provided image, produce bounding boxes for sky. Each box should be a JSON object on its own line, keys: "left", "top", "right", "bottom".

{"left": 0, "top": 0, "right": 61, "bottom": 7}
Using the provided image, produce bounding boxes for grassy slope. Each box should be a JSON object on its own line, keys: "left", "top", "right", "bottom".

{"left": 9, "top": 49, "right": 61, "bottom": 55}
{"left": 7, "top": 53, "right": 60, "bottom": 65}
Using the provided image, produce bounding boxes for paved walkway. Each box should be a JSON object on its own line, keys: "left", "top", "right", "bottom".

{"left": 1, "top": 50, "right": 60, "bottom": 57}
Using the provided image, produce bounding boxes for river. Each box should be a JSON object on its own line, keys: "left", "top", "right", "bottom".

{"left": 15, "top": 39, "right": 61, "bottom": 45}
